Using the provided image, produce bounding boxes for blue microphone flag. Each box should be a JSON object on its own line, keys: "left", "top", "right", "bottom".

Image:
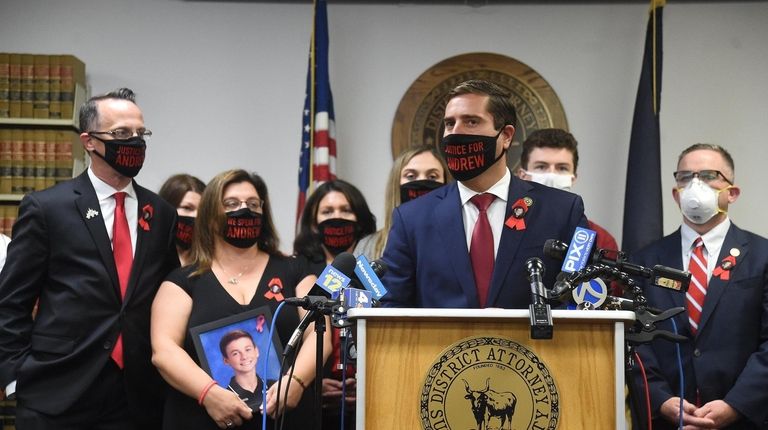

{"left": 317, "top": 264, "right": 351, "bottom": 295}
{"left": 561, "top": 227, "right": 597, "bottom": 273}
{"left": 354, "top": 254, "right": 388, "bottom": 300}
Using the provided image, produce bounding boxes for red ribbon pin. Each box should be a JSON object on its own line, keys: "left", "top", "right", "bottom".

{"left": 712, "top": 255, "right": 736, "bottom": 281}
{"left": 264, "top": 277, "right": 285, "bottom": 301}
{"left": 139, "top": 204, "right": 153, "bottom": 231}
{"left": 505, "top": 198, "right": 530, "bottom": 231}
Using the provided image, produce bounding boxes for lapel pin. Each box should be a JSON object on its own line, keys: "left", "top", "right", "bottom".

{"left": 139, "top": 204, "right": 154, "bottom": 231}
{"left": 85, "top": 208, "right": 99, "bottom": 219}
{"left": 729, "top": 248, "right": 740, "bottom": 257}
{"left": 713, "top": 255, "right": 737, "bottom": 281}
{"left": 505, "top": 197, "right": 531, "bottom": 231}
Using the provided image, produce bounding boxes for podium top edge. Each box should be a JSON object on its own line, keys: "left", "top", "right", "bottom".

{"left": 347, "top": 307, "right": 636, "bottom": 322}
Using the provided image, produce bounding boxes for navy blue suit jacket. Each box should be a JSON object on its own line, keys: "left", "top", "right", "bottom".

{"left": 0, "top": 172, "right": 179, "bottom": 427}
{"left": 631, "top": 224, "right": 768, "bottom": 429}
{"left": 380, "top": 177, "right": 587, "bottom": 309}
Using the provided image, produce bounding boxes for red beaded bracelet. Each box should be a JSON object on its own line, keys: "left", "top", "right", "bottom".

{"left": 198, "top": 380, "right": 218, "bottom": 405}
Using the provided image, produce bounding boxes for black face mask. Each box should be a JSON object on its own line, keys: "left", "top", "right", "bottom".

{"left": 400, "top": 180, "right": 443, "bottom": 204}
{"left": 317, "top": 218, "right": 358, "bottom": 257}
{"left": 90, "top": 135, "right": 146, "bottom": 178}
{"left": 439, "top": 127, "right": 506, "bottom": 182}
{"left": 222, "top": 208, "right": 263, "bottom": 249}
{"left": 175, "top": 215, "right": 195, "bottom": 250}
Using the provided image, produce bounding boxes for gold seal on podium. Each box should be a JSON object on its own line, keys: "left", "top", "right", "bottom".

{"left": 420, "top": 335, "right": 560, "bottom": 430}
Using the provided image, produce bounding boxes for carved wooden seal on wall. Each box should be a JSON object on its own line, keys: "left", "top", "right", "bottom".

{"left": 391, "top": 53, "right": 568, "bottom": 172}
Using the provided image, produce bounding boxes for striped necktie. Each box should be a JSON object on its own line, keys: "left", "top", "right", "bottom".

{"left": 686, "top": 237, "right": 708, "bottom": 334}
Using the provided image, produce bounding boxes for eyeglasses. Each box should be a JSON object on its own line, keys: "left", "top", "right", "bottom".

{"left": 222, "top": 198, "right": 263, "bottom": 212}
{"left": 673, "top": 170, "right": 733, "bottom": 186}
{"left": 88, "top": 128, "right": 153, "bottom": 140}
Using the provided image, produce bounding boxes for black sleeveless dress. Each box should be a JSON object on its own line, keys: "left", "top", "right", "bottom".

{"left": 161, "top": 255, "right": 316, "bottom": 430}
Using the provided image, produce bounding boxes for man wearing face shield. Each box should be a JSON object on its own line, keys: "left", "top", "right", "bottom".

{"left": 0, "top": 88, "right": 179, "bottom": 429}
{"left": 630, "top": 144, "right": 768, "bottom": 429}
{"left": 380, "top": 80, "right": 587, "bottom": 309}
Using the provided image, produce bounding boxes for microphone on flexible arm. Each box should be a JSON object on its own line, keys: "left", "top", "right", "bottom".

{"left": 543, "top": 238, "right": 691, "bottom": 298}
{"left": 545, "top": 227, "right": 601, "bottom": 306}
{"left": 526, "top": 257, "right": 553, "bottom": 339}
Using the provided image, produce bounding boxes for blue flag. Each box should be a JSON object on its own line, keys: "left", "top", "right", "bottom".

{"left": 622, "top": 0, "right": 664, "bottom": 254}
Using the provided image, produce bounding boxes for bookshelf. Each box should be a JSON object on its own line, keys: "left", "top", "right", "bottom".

{"left": 0, "top": 83, "right": 88, "bottom": 236}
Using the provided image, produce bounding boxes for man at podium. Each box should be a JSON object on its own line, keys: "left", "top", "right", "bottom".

{"left": 380, "top": 79, "right": 586, "bottom": 309}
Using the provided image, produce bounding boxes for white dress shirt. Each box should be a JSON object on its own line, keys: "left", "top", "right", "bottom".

{"left": 458, "top": 168, "right": 511, "bottom": 258}
{"left": 88, "top": 168, "right": 138, "bottom": 255}
{"left": 679, "top": 217, "right": 731, "bottom": 279}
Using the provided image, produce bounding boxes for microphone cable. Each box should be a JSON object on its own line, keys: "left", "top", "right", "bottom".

{"left": 633, "top": 350, "right": 653, "bottom": 430}
{"left": 670, "top": 317, "right": 685, "bottom": 430}
{"left": 278, "top": 356, "right": 298, "bottom": 430}
{"left": 262, "top": 300, "right": 286, "bottom": 430}
{"left": 340, "top": 329, "right": 350, "bottom": 430}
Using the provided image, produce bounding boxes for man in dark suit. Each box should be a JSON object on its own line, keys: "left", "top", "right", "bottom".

{"left": 631, "top": 144, "right": 768, "bottom": 429}
{"left": 380, "top": 80, "right": 586, "bottom": 309}
{"left": 0, "top": 88, "right": 179, "bottom": 429}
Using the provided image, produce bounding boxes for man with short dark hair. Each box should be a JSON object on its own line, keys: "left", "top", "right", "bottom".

{"left": 631, "top": 143, "right": 768, "bottom": 429}
{"left": 0, "top": 88, "right": 179, "bottom": 429}
{"left": 518, "top": 128, "right": 618, "bottom": 252}
{"left": 381, "top": 80, "right": 587, "bottom": 309}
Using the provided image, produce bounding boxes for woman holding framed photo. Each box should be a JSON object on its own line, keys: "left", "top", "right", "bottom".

{"left": 151, "top": 169, "right": 331, "bottom": 429}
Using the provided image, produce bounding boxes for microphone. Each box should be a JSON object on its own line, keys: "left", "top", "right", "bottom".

{"left": 544, "top": 239, "right": 690, "bottom": 292}
{"left": 314, "top": 252, "right": 357, "bottom": 296}
{"left": 568, "top": 277, "right": 609, "bottom": 309}
{"left": 283, "top": 253, "right": 358, "bottom": 357}
{"left": 283, "top": 308, "right": 316, "bottom": 357}
{"left": 284, "top": 295, "right": 338, "bottom": 313}
{"left": 353, "top": 254, "right": 388, "bottom": 303}
{"left": 601, "top": 295, "right": 663, "bottom": 314}
{"left": 545, "top": 227, "right": 597, "bottom": 305}
{"left": 526, "top": 257, "right": 553, "bottom": 339}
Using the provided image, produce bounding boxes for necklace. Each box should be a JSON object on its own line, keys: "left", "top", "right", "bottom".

{"left": 217, "top": 263, "right": 253, "bottom": 285}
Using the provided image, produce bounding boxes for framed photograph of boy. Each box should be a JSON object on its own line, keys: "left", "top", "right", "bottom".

{"left": 190, "top": 306, "right": 283, "bottom": 410}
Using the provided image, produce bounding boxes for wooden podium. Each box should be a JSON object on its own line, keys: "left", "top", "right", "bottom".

{"left": 348, "top": 308, "right": 634, "bottom": 430}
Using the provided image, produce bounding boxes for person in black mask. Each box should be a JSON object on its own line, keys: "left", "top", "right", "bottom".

{"left": 380, "top": 79, "right": 587, "bottom": 310}
{"left": 292, "top": 179, "right": 376, "bottom": 430}
{"left": 293, "top": 179, "right": 377, "bottom": 275}
{"left": 159, "top": 173, "right": 206, "bottom": 266}
{"left": 152, "top": 169, "right": 330, "bottom": 430}
{"left": 0, "top": 88, "right": 180, "bottom": 429}
{"left": 355, "top": 144, "right": 449, "bottom": 260}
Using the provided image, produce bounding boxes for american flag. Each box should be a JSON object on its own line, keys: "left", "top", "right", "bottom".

{"left": 297, "top": 0, "right": 337, "bottom": 223}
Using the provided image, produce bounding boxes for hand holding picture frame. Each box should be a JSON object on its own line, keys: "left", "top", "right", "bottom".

{"left": 190, "top": 306, "right": 283, "bottom": 411}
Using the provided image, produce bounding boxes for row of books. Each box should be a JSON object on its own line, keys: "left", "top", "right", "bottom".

{"left": 0, "top": 205, "right": 18, "bottom": 237}
{"left": 0, "top": 399, "right": 15, "bottom": 429}
{"left": 0, "top": 53, "right": 85, "bottom": 121}
{"left": 0, "top": 128, "right": 78, "bottom": 195}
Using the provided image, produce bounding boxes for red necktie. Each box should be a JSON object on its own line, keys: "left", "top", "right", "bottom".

{"left": 686, "top": 237, "right": 708, "bottom": 334}
{"left": 111, "top": 191, "right": 132, "bottom": 368}
{"left": 469, "top": 193, "right": 496, "bottom": 308}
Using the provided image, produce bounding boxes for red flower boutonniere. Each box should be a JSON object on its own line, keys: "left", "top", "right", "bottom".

{"left": 139, "top": 204, "right": 153, "bottom": 231}
{"left": 264, "top": 277, "right": 285, "bottom": 301}
{"left": 505, "top": 197, "right": 533, "bottom": 231}
{"left": 712, "top": 255, "right": 737, "bottom": 281}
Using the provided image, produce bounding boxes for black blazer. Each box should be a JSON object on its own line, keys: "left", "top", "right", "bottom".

{"left": 0, "top": 172, "right": 179, "bottom": 428}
